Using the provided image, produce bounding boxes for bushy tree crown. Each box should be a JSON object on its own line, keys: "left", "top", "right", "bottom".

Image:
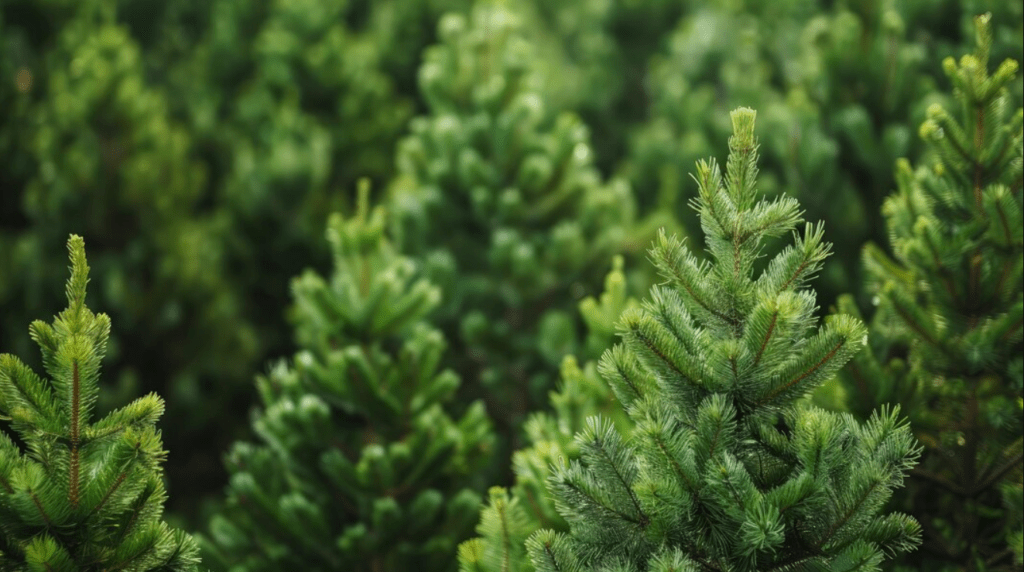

{"left": 527, "top": 109, "right": 923, "bottom": 572}
{"left": 203, "top": 184, "right": 493, "bottom": 572}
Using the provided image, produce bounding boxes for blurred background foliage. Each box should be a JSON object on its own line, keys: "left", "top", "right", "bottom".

{"left": 1, "top": 0, "right": 1021, "bottom": 536}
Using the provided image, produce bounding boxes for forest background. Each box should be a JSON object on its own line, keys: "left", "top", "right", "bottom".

{"left": 0, "top": 0, "right": 1021, "bottom": 570}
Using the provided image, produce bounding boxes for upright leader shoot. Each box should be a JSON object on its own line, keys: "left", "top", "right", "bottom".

{"left": 0, "top": 235, "right": 199, "bottom": 571}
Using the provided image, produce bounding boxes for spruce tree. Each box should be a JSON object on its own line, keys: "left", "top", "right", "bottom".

{"left": 202, "top": 184, "right": 494, "bottom": 572}
{"left": 459, "top": 257, "right": 638, "bottom": 572}
{"left": 832, "top": 14, "right": 1023, "bottom": 571}
{"left": 0, "top": 235, "right": 199, "bottom": 571}
{"left": 528, "top": 108, "right": 923, "bottom": 571}
{"left": 388, "top": 4, "right": 639, "bottom": 445}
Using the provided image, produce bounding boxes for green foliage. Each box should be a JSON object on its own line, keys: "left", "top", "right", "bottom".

{"left": 0, "top": 235, "right": 199, "bottom": 571}
{"left": 0, "top": 2, "right": 265, "bottom": 521}
{"left": 389, "top": 4, "right": 639, "bottom": 439}
{"left": 459, "top": 487, "right": 535, "bottom": 572}
{"left": 501, "top": 0, "right": 678, "bottom": 172}
{"left": 171, "top": 0, "right": 415, "bottom": 216}
{"left": 528, "top": 108, "right": 922, "bottom": 571}
{"left": 202, "top": 185, "right": 494, "bottom": 572}
{"left": 157, "top": 0, "right": 432, "bottom": 502}
{"left": 3, "top": 0, "right": 1022, "bottom": 562}
{"left": 0, "top": 0, "right": 471, "bottom": 524}
{"left": 626, "top": 0, "right": 1022, "bottom": 308}
{"left": 833, "top": 14, "right": 1023, "bottom": 571}
{"left": 459, "top": 258, "right": 638, "bottom": 572}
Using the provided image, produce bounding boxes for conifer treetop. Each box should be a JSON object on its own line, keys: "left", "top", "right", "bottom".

{"left": 291, "top": 179, "right": 442, "bottom": 349}
{"left": 203, "top": 188, "right": 493, "bottom": 572}
{"left": 0, "top": 235, "right": 198, "bottom": 572}
{"left": 630, "top": 108, "right": 860, "bottom": 417}
{"left": 527, "top": 108, "right": 922, "bottom": 571}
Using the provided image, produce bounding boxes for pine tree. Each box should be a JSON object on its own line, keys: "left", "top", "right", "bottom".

{"left": 0, "top": 0, "right": 466, "bottom": 526}
{"left": 160, "top": 0, "right": 422, "bottom": 410}
{"left": 528, "top": 108, "right": 922, "bottom": 571}
{"left": 202, "top": 183, "right": 494, "bottom": 572}
{"left": 152, "top": 0, "right": 464, "bottom": 517}
{"left": 459, "top": 257, "right": 638, "bottom": 572}
{"left": 625, "top": 0, "right": 1022, "bottom": 309}
{"left": 0, "top": 5, "right": 263, "bottom": 522}
{"left": 0, "top": 235, "right": 199, "bottom": 571}
{"left": 832, "top": 14, "right": 1023, "bottom": 571}
{"left": 361, "top": 0, "right": 474, "bottom": 96}
{"left": 388, "top": 3, "right": 639, "bottom": 446}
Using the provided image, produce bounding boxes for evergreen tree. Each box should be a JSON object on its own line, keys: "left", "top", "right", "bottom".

{"left": 202, "top": 183, "right": 494, "bottom": 572}
{"left": 157, "top": 0, "right": 424, "bottom": 416}
{"left": 528, "top": 108, "right": 922, "bottom": 571}
{"left": 0, "top": 0, "right": 468, "bottom": 525}
{"left": 0, "top": 235, "right": 199, "bottom": 571}
{"left": 0, "top": 3, "right": 262, "bottom": 521}
{"left": 360, "top": 0, "right": 474, "bottom": 96}
{"left": 388, "top": 3, "right": 640, "bottom": 444}
{"left": 626, "top": 0, "right": 1022, "bottom": 308}
{"left": 459, "top": 257, "right": 638, "bottom": 572}
{"left": 149, "top": 0, "right": 466, "bottom": 518}
{"left": 832, "top": 14, "right": 1023, "bottom": 571}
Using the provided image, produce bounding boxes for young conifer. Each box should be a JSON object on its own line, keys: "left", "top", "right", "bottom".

{"left": 528, "top": 108, "right": 923, "bottom": 571}
{"left": 0, "top": 14, "right": 260, "bottom": 521}
{"left": 833, "top": 14, "right": 1023, "bottom": 570}
{"left": 202, "top": 183, "right": 494, "bottom": 572}
{"left": 0, "top": 235, "right": 199, "bottom": 571}
{"left": 459, "top": 257, "right": 638, "bottom": 572}
{"left": 627, "top": 2, "right": 1021, "bottom": 309}
{"left": 388, "top": 4, "right": 638, "bottom": 439}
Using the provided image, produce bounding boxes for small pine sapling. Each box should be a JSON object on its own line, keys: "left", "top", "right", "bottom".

{"left": 0, "top": 17, "right": 256, "bottom": 523}
{"left": 528, "top": 108, "right": 923, "bottom": 571}
{"left": 203, "top": 183, "right": 494, "bottom": 572}
{"left": 388, "top": 4, "right": 638, "bottom": 440}
{"left": 0, "top": 235, "right": 199, "bottom": 571}
{"left": 834, "top": 14, "right": 1023, "bottom": 571}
